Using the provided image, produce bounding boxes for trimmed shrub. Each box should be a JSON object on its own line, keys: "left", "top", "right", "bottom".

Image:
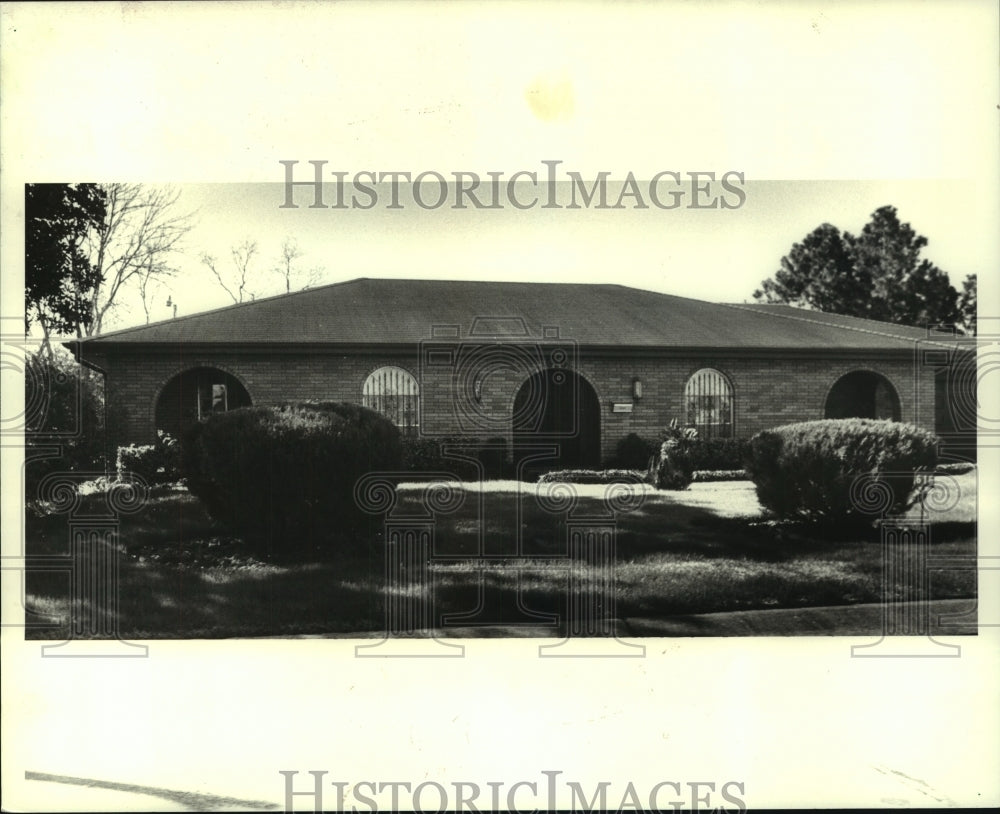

{"left": 690, "top": 469, "right": 748, "bottom": 483}
{"left": 744, "top": 418, "right": 938, "bottom": 521}
{"left": 181, "top": 402, "right": 402, "bottom": 560}
{"left": 538, "top": 469, "right": 645, "bottom": 485}
{"left": 610, "top": 433, "right": 659, "bottom": 469}
{"left": 937, "top": 461, "right": 974, "bottom": 475}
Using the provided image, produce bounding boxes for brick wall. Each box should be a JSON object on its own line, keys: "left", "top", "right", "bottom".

{"left": 86, "top": 345, "right": 937, "bottom": 464}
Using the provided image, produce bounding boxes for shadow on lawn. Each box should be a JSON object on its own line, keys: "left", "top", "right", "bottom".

{"left": 26, "top": 553, "right": 387, "bottom": 639}
{"left": 23, "top": 482, "right": 977, "bottom": 638}
{"left": 24, "top": 491, "right": 388, "bottom": 638}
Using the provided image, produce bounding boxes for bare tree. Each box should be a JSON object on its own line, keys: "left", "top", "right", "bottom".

{"left": 274, "top": 236, "right": 322, "bottom": 294}
{"left": 86, "top": 184, "right": 193, "bottom": 336}
{"left": 137, "top": 257, "right": 173, "bottom": 323}
{"left": 26, "top": 182, "right": 192, "bottom": 340}
{"left": 202, "top": 239, "right": 261, "bottom": 303}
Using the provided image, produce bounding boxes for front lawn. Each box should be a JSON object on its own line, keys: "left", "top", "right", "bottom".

{"left": 23, "top": 473, "right": 977, "bottom": 638}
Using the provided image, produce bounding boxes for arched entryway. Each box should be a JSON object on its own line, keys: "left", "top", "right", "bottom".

{"left": 824, "top": 371, "right": 901, "bottom": 421}
{"left": 512, "top": 369, "right": 601, "bottom": 470}
{"left": 155, "top": 367, "right": 252, "bottom": 439}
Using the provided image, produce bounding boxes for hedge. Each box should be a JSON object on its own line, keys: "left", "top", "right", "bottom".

{"left": 400, "top": 436, "right": 505, "bottom": 480}
{"left": 609, "top": 434, "right": 750, "bottom": 473}
{"left": 402, "top": 437, "right": 459, "bottom": 474}
{"left": 681, "top": 437, "right": 751, "bottom": 472}
{"left": 690, "top": 469, "right": 748, "bottom": 483}
{"left": 744, "top": 418, "right": 938, "bottom": 521}
{"left": 181, "top": 402, "right": 402, "bottom": 559}
{"left": 538, "top": 469, "right": 646, "bottom": 485}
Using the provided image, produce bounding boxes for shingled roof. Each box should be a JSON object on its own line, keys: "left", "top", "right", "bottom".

{"left": 71, "top": 278, "right": 959, "bottom": 351}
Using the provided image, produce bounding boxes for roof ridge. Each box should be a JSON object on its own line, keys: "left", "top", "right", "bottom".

{"left": 720, "top": 301, "right": 955, "bottom": 348}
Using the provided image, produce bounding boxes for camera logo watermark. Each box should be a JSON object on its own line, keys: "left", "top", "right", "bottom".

{"left": 418, "top": 319, "right": 580, "bottom": 438}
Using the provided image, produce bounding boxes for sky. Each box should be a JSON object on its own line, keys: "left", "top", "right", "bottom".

{"left": 107, "top": 177, "right": 989, "bottom": 331}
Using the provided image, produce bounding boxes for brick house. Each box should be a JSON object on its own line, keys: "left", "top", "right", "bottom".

{"left": 64, "top": 278, "right": 975, "bottom": 468}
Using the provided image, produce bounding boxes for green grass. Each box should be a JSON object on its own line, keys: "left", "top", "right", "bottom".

{"left": 23, "top": 474, "right": 977, "bottom": 638}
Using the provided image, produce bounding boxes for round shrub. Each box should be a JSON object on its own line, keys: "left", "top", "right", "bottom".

{"left": 181, "top": 402, "right": 402, "bottom": 560}
{"left": 744, "top": 418, "right": 938, "bottom": 521}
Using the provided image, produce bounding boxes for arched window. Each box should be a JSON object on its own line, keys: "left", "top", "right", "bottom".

{"left": 362, "top": 366, "right": 419, "bottom": 434}
{"left": 684, "top": 368, "right": 734, "bottom": 439}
